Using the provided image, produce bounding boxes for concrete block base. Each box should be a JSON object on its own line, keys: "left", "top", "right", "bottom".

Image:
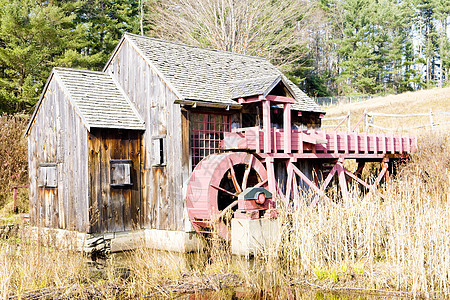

{"left": 144, "top": 229, "right": 205, "bottom": 252}
{"left": 28, "top": 227, "right": 205, "bottom": 253}
{"left": 231, "top": 218, "right": 279, "bottom": 256}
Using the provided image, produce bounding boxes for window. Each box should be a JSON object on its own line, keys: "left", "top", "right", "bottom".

{"left": 110, "top": 160, "right": 132, "bottom": 187}
{"left": 38, "top": 163, "right": 57, "bottom": 188}
{"left": 190, "top": 113, "right": 230, "bottom": 169}
{"left": 152, "top": 136, "right": 166, "bottom": 166}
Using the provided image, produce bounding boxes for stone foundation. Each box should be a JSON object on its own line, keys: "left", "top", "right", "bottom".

{"left": 26, "top": 227, "right": 206, "bottom": 253}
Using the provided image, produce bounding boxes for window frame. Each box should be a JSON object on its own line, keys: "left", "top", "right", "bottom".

{"left": 38, "top": 163, "right": 58, "bottom": 188}
{"left": 110, "top": 159, "right": 133, "bottom": 188}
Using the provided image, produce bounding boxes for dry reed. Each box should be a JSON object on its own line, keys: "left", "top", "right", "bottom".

{"left": 273, "top": 131, "right": 450, "bottom": 297}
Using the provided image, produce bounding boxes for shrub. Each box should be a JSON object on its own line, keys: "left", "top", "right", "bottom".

{"left": 0, "top": 114, "right": 29, "bottom": 213}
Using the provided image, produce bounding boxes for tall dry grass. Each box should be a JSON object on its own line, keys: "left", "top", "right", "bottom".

{"left": 0, "top": 115, "right": 448, "bottom": 297}
{"left": 0, "top": 114, "right": 29, "bottom": 216}
{"left": 274, "top": 131, "right": 450, "bottom": 296}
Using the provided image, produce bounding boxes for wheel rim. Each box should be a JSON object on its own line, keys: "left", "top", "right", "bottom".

{"left": 186, "top": 152, "right": 268, "bottom": 239}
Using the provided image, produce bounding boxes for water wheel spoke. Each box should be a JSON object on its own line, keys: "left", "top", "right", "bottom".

{"left": 215, "top": 200, "right": 239, "bottom": 222}
{"left": 226, "top": 157, "right": 242, "bottom": 193}
{"left": 254, "top": 178, "right": 268, "bottom": 188}
{"left": 210, "top": 184, "right": 238, "bottom": 198}
{"left": 241, "top": 155, "right": 253, "bottom": 190}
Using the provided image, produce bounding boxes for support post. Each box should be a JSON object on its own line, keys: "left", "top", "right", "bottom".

{"left": 285, "top": 161, "right": 293, "bottom": 206}
{"left": 283, "top": 103, "right": 291, "bottom": 153}
{"left": 336, "top": 158, "right": 349, "bottom": 201}
{"left": 262, "top": 98, "right": 271, "bottom": 153}
{"left": 285, "top": 158, "right": 297, "bottom": 207}
{"left": 266, "top": 157, "right": 276, "bottom": 195}
{"left": 363, "top": 157, "right": 389, "bottom": 200}
{"left": 291, "top": 163, "right": 335, "bottom": 206}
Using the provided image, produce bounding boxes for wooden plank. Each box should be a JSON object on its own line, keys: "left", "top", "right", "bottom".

{"left": 153, "top": 166, "right": 168, "bottom": 230}
{"left": 67, "top": 97, "right": 76, "bottom": 230}
{"left": 74, "top": 114, "right": 82, "bottom": 231}
{"left": 130, "top": 132, "right": 142, "bottom": 230}
{"left": 336, "top": 163, "right": 349, "bottom": 201}
{"left": 122, "top": 134, "right": 132, "bottom": 231}
{"left": 285, "top": 162, "right": 293, "bottom": 206}
{"left": 266, "top": 158, "right": 276, "bottom": 194}
{"left": 364, "top": 133, "right": 368, "bottom": 154}
{"left": 344, "top": 132, "right": 349, "bottom": 153}
{"left": 390, "top": 134, "right": 395, "bottom": 153}
{"left": 373, "top": 134, "right": 378, "bottom": 153}
{"left": 334, "top": 131, "right": 338, "bottom": 153}
{"left": 263, "top": 99, "right": 271, "bottom": 153}
{"left": 88, "top": 133, "right": 100, "bottom": 232}
{"left": 283, "top": 103, "right": 291, "bottom": 153}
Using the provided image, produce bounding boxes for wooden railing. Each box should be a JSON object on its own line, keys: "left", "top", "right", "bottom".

{"left": 322, "top": 110, "right": 450, "bottom": 132}
{"left": 224, "top": 128, "right": 417, "bottom": 156}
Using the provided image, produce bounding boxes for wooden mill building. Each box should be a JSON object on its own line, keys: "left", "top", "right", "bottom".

{"left": 26, "top": 33, "right": 324, "bottom": 252}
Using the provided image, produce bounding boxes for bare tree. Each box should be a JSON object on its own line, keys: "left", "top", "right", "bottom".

{"left": 147, "top": 0, "right": 319, "bottom": 69}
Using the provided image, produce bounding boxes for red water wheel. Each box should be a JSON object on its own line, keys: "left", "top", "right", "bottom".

{"left": 186, "top": 152, "right": 268, "bottom": 239}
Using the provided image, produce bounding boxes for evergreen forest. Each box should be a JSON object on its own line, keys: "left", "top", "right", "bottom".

{"left": 0, "top": 0, "right": 448, "bottom": 114}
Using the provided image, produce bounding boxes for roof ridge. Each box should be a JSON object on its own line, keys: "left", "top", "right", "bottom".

{"left": 124, "top": 32, "right": 268, "bottom": 61}
{"left": 53, "top": 67, "right": 107, "bottom": 76}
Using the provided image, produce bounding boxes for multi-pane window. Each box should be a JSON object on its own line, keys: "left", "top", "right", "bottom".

{"left": 191, "top": 113, "right": 230, "bottom": 169}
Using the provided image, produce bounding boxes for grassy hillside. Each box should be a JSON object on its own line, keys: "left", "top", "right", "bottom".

{"left": 322, "top": 87, "right": 450, "bottom": 133}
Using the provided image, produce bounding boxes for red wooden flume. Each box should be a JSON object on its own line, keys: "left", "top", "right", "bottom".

{"left": 186, "top": 94, "right": 416, "bottom": 239}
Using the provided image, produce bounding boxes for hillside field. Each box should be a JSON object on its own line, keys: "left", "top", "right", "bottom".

{"left": 322, "top": 87, "right": 450, "bottom": 133}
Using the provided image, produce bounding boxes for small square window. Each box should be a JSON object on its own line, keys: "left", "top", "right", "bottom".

{"left": 152, "top": 136, "right": 166, "bottom": 166}
{"left": 38, "top": 163, "right": 57, "bottom": 188}
{"left": 111, "top": 160, "right": 132, "bottom": 187}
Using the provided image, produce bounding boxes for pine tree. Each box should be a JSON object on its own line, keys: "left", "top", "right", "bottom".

{"left": 433, "top": 0, "right": 450, "bottom": 86}
{"left": 75, "top": 0, "right": 143, "bottom": 70}
{"left": 333, "top": 0, "right": 384, "bottom": 94}
{"left": 0, "top": 0, "right": 89, "bottom": 113}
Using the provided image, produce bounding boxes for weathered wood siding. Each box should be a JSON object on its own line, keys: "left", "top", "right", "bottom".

{"left": 105, "top": 39, "right": 187, "bottom": 231}
{"left": 28, "top": 77, "right": 89, "bottom": 232}
{"left": 88, "top": 129, "right": 142, "bottom": 233}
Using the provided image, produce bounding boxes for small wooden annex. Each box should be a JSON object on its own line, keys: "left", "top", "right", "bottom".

{"left": 25, "top": 33, "right": 324, "bottom": 251}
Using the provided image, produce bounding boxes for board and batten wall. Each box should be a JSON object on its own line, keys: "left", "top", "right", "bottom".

{"left": 28, "top": 75, "right": 89, "bottom": 232}
{"left": 105, "top": 38, "right": 188, "bottom": 231}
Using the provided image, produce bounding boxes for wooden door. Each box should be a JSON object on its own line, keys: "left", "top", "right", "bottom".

{"left": 88, "top": 129, "right": 142, "bottom": 233}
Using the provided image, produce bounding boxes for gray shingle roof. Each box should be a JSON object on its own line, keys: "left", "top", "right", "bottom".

{"left": 123, "top": 33, "right": 324, "bottom": 113}
{"left": 231, "top": 75, "right": 281, "bottom": 99}
{"left": 54, "top": 68, "right": 145, "bottom": 131}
